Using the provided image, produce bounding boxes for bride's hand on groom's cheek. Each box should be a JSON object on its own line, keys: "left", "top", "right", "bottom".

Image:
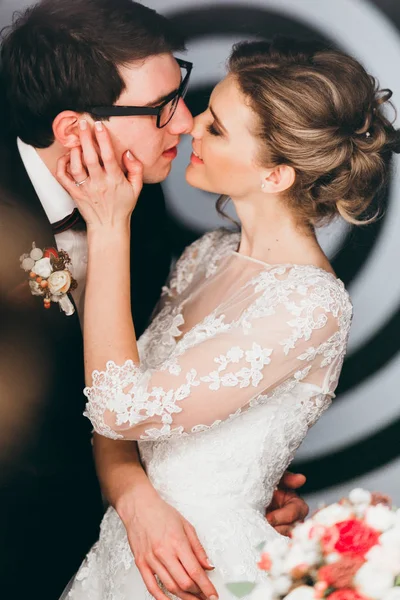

{"left": 56, "top": 119, "right": 143, "bottom": 228}
{"left": 266, "top": 471, "right": 309, "bottom": 537}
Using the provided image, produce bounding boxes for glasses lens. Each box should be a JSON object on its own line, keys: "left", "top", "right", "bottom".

{"left": 159, "top": 93, "right": 180, "bottom": 128}
{"left": 181, "top": 74, "right": 190, "bottom": 99}
{"left": 158, "top": 63, "right": 191, "bottom": 128}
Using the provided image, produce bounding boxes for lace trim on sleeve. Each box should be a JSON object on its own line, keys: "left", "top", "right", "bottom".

{"left": 83, "top": 341, "right": 274, "bottom": 440}
{"left": 83, "top": 360, "right": 143, "bottom": 440}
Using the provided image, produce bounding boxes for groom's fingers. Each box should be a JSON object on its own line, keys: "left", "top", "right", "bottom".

{"left": 279, "top": 471, "right": 306, "bottom": 490}
{"left": 267, "top": 497, "right": 308, "bottom": 528}
{"left": 274, "top": 525, "right": 293, "bottom": 537}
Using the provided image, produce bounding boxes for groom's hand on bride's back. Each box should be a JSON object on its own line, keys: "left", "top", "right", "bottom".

{"left": 266, "top": 471, "right": 309, "bottom": 536}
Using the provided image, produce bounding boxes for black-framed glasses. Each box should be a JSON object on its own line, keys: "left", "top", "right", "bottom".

{"left": 88, "top": 58, "right": 193, "bottom": 128}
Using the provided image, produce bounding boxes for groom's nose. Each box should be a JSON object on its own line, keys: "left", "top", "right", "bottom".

{"left": 167, "top": 98, "right": 193, "bottom": 135}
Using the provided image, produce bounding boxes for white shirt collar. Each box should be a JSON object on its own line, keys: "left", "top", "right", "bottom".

{"left": 17, "top": 137, "right": 77, "bottom": 225}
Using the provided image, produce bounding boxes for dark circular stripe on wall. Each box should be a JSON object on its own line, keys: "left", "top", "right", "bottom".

{"left": 294, "top": 413, "right": 400, "bottom": 493}
{"left": 337, "top": 296, "right": 400, "bottom": 396}
{"left": 169, "top": 6, "right": 326, "bottom": 42}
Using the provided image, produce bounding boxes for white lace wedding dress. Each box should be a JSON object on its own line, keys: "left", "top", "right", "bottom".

{"left": 64, "top": 229, "right": 352, "bottom": 600}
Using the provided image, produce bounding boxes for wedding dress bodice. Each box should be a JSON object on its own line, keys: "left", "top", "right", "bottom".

{"left": 67, "top": 229, "right": 352, "bottom": 599}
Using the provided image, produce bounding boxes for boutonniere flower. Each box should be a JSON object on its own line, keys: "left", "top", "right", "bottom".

{"left": 20, "top": 243, "right": 77, "bottom": 316}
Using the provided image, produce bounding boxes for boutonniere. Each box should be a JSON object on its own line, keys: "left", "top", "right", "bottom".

{"left": 20, "top": 243, "right": 78, "bottom": 316}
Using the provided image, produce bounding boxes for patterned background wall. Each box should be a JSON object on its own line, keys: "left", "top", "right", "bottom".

{"left": 2, "top": 0, "right": 400, "bottom": 509}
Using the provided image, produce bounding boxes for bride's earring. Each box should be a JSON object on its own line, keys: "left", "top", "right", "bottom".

{"left": 261, "top": 182, "right": 266, "bottom": 190}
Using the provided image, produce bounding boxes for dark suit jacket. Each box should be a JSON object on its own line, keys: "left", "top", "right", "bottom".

{"left": 0, "top": 135, "right": 172, "bottom": 600}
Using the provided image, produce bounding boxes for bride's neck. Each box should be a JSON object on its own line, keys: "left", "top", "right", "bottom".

{"left": 232, "top": 193, "right": 318, "bottom": 265}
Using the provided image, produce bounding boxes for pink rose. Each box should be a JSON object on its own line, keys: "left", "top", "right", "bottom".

{"left": 258, "top": 553, "right": 272, "bottom": 572}
{"left": 318, "top": 555, "right": 365, "bottom": 588}
{"left": 334, "top": 520, "right": 380, "bottom": 557}
{"left": 327, "top": 589, "right": 368, "bottom": 600}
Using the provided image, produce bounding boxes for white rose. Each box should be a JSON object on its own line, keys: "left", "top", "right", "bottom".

{"left": 291, "top": 519, "right": 318, "bottom": 542}
{"left": 21, "top": 256, "right": 35, "bottom": 272}
{"left": 365, "top": 505, "right": 397, "bottom": 532}
{"left": 264, "top": 538, "right": 290, "bottom": 560}
{"left": 354, "top": 503, "right": 370, "bottom": 519}
{"left": 349, "top": 488, "right": 372, "bottom": 505}
{"left": 383, "top": 588, "right": 400, "bottom": 600}
{"left": 269, "top": 558, "right": 285, "bottom": 578}
{"left": 380, "top": 526, "right": 400, "bottom": 548}
{"left": 48, "top": 270, "right": 72, "bottom": 295}
{"left": 250, "top": 582, "right": 274, "bottom": 600}
{"left": 273, "top": 576, "right": 292, "bottom": 596}
{"left": 32, "top": 257, "right": 52, "bottom": 278}
{"left": 284, "top": 585, "right": 315, "bottom": 600}
{"left": 29, "top": 280, "right": 43, "bottom": 296}
{"left": 366, "top": 544, "right": 400, "bottom": 575}
{"left": 30, "top": 246, "right": 43, "bottom": 261}
{"left": 283, "top": 545, "right": 319, "bottom": 572}
{"left": 313, "top": 503, "right": 354, "bottom": 526}
{"left": 355, "top": 563, "right": 394, "bottom": 599}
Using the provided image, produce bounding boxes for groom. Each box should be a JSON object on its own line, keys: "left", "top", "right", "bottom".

{"left": 0, "top": 1, "right": 309, "bottom": 599}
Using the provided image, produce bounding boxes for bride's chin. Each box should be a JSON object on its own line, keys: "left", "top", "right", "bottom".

{"left": 185, "top": 166, "right": 222, "bottom": 195}
{"left": 185, "top": 165, "right": 203, "bottom": 189}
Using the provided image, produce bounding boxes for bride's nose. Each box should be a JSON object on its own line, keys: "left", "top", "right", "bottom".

{"left": 190, "top": 111, "right": 207, "bottom": 139}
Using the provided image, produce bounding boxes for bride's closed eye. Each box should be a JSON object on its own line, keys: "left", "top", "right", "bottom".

{"left": 206, "top": 122, "right": 221, "bottom": 136}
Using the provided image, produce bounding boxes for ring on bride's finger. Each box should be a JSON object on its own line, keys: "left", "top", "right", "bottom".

{"left": 74, "top": 176, "right": 89, "bottom": 187}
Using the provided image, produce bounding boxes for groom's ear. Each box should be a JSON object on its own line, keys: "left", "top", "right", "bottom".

{"left": 52, "top": 111, "right": 88, "bottom": 149}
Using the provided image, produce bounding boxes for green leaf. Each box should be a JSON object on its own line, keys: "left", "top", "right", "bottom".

{"left": 394, "top": 575, "right": 400, "bottom": 586}
{"left": 255, "top": 542, "right": 266, "bottom": 552}
{"left": 226, "top": 582, "right": 257, "bottom": 598}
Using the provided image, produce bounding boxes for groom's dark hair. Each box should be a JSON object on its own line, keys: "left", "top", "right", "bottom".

{"left": 0, "top": 0, "right": 185, "bottom": 147}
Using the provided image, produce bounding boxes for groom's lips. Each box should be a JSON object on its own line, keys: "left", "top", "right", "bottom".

{"left": 162, "top": 145, "right": 178, "bottom": 160}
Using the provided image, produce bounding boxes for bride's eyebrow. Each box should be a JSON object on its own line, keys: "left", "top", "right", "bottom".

{"left": 209, "top": 106, "right": 228, "bottom": 134}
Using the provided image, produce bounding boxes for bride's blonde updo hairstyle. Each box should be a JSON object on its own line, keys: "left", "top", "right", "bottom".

{"left": 227, "top": 37, "right": 400, "bottom": 225}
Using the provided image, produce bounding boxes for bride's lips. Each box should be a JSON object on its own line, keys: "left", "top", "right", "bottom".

{"left": 190, "top": 147, "right": 204, "bottom": 165}
{"left": 162, "top": 145, "right": 178, "bottom": 160}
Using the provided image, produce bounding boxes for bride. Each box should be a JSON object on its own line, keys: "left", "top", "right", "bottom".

{"left": 59, "top": 38, "right": 399, "bottom": 599}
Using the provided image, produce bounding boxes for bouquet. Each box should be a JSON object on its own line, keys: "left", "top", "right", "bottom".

{"left": 228, "top": 489, "right": 400, "bottom": 600}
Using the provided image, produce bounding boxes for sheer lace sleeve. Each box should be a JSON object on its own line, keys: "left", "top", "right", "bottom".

{"left": 83, "top": 267, "right": 351, "bottom": 441}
